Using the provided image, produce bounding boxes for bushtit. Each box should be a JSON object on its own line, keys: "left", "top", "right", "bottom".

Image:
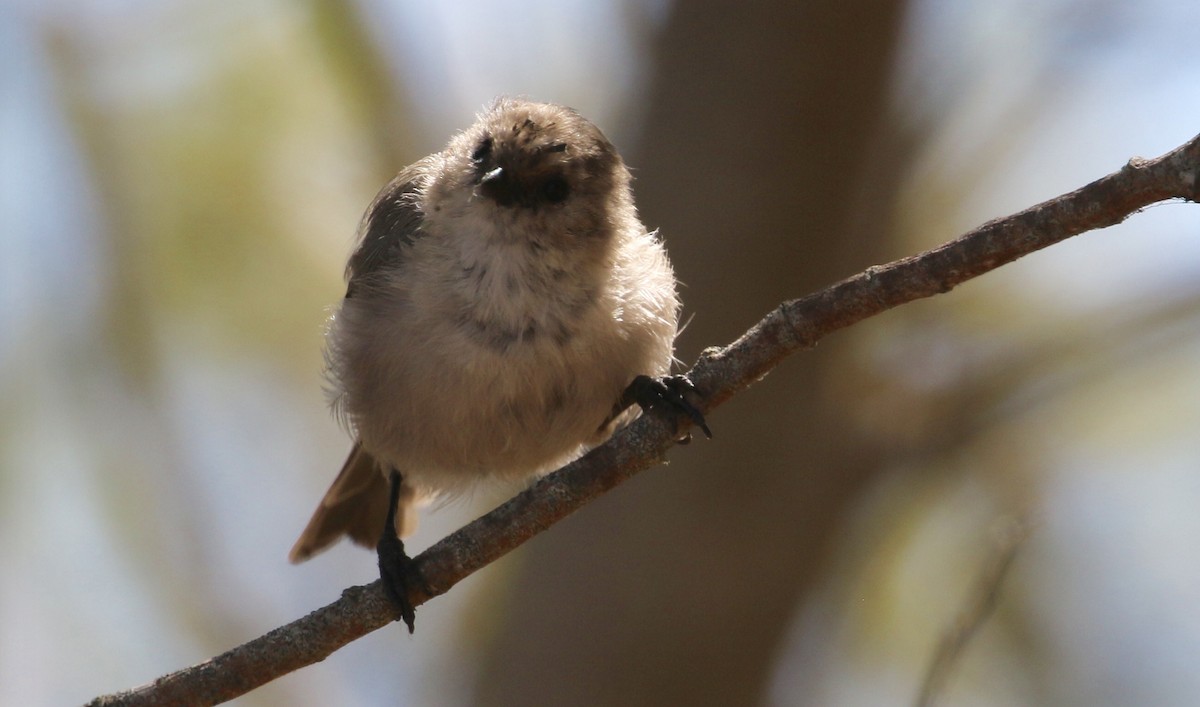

{"left": 289, "top": 98, "right": 708, "bottom": 632}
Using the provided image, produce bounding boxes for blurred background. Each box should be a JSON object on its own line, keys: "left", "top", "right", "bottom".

{"left": 4, "top": 0, "right": 1200, "bottom": 704}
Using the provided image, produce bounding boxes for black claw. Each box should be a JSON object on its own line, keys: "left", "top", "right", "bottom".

{"left": 378, "top": 530, "right": 419, "bottom": 633}
{"left": 378, "top": 469, "right": 425, "bottom": 633}
{"left": 625, "top": 374, "right": 713, "bottom": 439}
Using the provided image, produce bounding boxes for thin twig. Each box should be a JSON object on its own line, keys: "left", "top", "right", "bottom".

{"left": 86, "top": 133, "right": 1200, "bottom": 706}
{"left": 915, "top": 516, "right": 1030, "bottom": 707}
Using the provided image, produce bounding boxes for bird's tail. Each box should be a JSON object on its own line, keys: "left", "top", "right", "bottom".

{"left": 288, "top": 442, "right": 418, "bottom": 563}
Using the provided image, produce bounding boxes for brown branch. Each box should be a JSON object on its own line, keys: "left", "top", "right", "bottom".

{"left": 86, "top": 133, "right": 1200, "bottom": 706}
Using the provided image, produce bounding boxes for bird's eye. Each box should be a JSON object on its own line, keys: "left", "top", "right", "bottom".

{"left": 471, "top": 136, "right": 494, "bottom": 163}
{"left": 540, "top": 176, "right": 570, "bottom": 204}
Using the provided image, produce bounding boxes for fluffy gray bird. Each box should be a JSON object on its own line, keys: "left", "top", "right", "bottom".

{"left": 289, "top": 98, "right": 708, "bottom": 631}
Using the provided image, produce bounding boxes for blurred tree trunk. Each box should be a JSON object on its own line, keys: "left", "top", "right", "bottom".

{"left": 473, "top": 2, "right": 909, "bottom": 704}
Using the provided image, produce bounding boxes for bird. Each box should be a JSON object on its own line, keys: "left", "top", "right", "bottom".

{"left": 289, "top": 98, "right": 708, "bottom": 632}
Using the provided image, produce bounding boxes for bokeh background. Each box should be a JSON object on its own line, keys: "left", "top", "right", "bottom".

{"left": 5, "top": 1, "right": 1200, "bottom": 705}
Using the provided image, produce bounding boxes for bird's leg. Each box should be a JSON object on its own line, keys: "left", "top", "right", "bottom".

{"left": 377, "top": 469, "right": 421, "bottom": 633}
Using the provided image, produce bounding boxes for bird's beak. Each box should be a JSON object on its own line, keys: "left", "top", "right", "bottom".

{"left": 481, "top": 166, "right": 504, "bottom": 184}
